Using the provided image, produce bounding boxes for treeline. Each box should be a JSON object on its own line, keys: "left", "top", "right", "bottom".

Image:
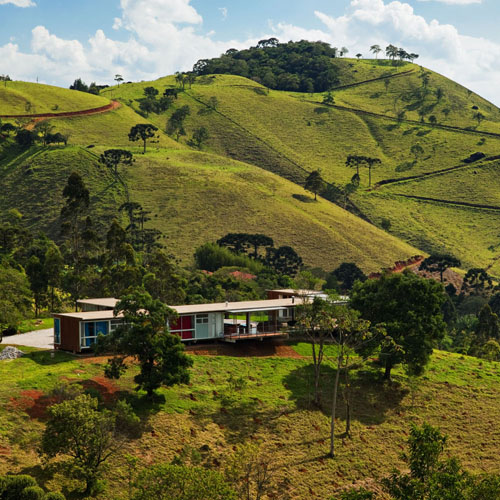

{"left": 193, "top": 39, "right": 343, "bottom": 92}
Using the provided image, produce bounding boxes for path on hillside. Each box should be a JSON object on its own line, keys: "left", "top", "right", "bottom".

{"left": 0, "top": 100, "right": 121, "bottom": 130}
{"left": 329, "top": 68, "right": 416, "bottom": 92}
{"left": 373, "top": 155, "right": 500, "bottom": 189}
{"left": 386, "top": 192, "right": 500, "bottom": 211}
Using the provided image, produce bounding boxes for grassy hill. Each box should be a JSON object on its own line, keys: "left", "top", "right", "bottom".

{"left": 1, "top": 57, "right": 500, "bottom": 275}
{"left": 104, "top": 61, "right": 500, "bottom": 276}
{"left": 0, "top": 81, "right": 109, "bottom": 115}
{"left": 1, "top": 344, "right": 499, "bottom": 499}
{"left": 0, "top": 141, "right": 418, "bottom": 271}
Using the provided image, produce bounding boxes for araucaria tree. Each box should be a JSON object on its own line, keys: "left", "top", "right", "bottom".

{"left": 100, "top": 149, "right": 133, "bottom": 175}
{"left": 304, "top": 170, "right": 325, "bottom": 200}
{"left": 128, "top": 124, "right": 158, "bottom": 154}
{"left": 350, "top": 271, "right": 447, "bottom": 380}
{"left": 420, "top": 253, "right": 461, "bottom": 282}
{"left": 98, "top": 290, "right": 193, "bottom": 398}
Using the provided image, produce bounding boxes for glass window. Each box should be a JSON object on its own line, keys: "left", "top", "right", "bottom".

{"left": 54, "top": 318, "right": 61, "bottom": 344}
{"left": 82, "top": 321, "right": 109, "bottom": 348}
{"left": 196, "top": 314, "right": 208, "bottom": 324}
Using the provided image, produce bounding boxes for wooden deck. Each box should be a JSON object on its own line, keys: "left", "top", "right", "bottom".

{"left": 223, "top": 331, "right": 289, "bottom": 342}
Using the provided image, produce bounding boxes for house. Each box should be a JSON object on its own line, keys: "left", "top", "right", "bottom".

{"left": 53, "top": 290, "right": 346, "bottom": 353}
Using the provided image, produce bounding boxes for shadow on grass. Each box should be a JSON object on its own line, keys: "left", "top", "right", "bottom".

{"left": 292, "top": 193, "right": 315, "bottom": 203}
{"left": 283, "top": 362, "right": 407, "bottom": 426}
{"left": 27, "top": 350, "right": 75, "bottom": 365}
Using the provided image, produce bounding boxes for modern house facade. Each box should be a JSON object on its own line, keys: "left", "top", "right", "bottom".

{"left": 53, "top": 290, "right": 346, "bottom": 353}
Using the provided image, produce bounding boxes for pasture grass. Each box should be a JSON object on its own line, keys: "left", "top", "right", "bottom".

{"left": 0, "top": 347, "right": 499, "bottom": 499}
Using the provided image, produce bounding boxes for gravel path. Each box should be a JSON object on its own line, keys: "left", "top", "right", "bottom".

{"left": 1, "top": 329, "right": 54, "bottom": 349}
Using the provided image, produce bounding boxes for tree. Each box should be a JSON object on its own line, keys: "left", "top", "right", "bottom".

{"left": 351, "top": 271, "right": 447, "bottom": 380}
{"left": 191, "top": 126, "right": 209, "bottom": 149}
{"left": 340, "top": 47, "right": 349, "bottom": 57}
{"left": 15, "top": 129, "right": 36, "bottom": 148}
{"left": 167, "top": 105, "right": 191, "bottom": 141}
{"left": 0, "top": 474, "right": 65, "bottom": 499}
{"left": 322, "top": 91, "right": 334, "bottom": 105}
{"left": 370, "top": 44, "right": 382, "bottom": 59}
{"left": 356, "top": 53, "right": 362, "bottom": 59}
{"left": 265, "top": 245, "right": 303, "bottom": 277}
{"left": 461, "top": 268, "right": 494, "bottom": 296}
{"left": 114, "top": 74, "right": 124, "bottom": 86}
{"left": 332, "top": 262, "right": 366, "bottom": 292}
{"left": 33, "top": 121, "right": 55, "bottom": 146}
{"left": 385, "top": 44, "right": 398, "bottom": 62}
{"left": 420, "top": 253, "right": 461, "bottom": 282}
{"left": 0, "top": 265, "right": 32, "bottom": 332}
{"left": 304, "top": 170, "right": 325, "bottom": 200}
{"left": 132, "top": 464, "right": 236, "bottom": 500}
{"left": 365, "top": 157, "right": 381, "bottom": 187}
{"left": 143, "top": 86, "right": 159, "bottom": 99}
{"left": 98, "top": 290, "right": 193, "bottom": 398}
{"left": 128, "top": 124, "right": 158, "bottom": 154}
{"left": 41, "top": 394, "right": 137, "bottom": 495}
{"left": 475, "top": 304, "right": 499, "bottom": 346}
{"left": 69, "top": 78, "right": 88, "bottom": 92}
{"left": 473, "top": 111, "right": 485, "bottom": 127}
{"left": 381, "top": 423, "right": 500, "bottom": 500}
{"left": 296, "top": 297, "right": 334, "bottom": 406}
{"left": 410, "top": 143, "right": 424, "bottom": 161}
{"left": 45, "top": 243, "right": 63, "bottom": 312}
{"left": 100, "top": 149, "right": 133, "bottom": 175}
{"left": 60, "top": 172, "right": 90, "bottom": 266}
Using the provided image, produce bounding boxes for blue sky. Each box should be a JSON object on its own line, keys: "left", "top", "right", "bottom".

{"left": 1, "top": 0, "right": 499, "bottom": 104}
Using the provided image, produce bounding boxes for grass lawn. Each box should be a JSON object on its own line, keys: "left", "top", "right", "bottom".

{"left": 0, "top": 346, "right": 499, "bottom": 499}
{"left": 17, "top": 317, "right": 53, "bottom": 334}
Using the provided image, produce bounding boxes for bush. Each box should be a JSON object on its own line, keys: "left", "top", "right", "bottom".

{"left": 194, "top": 243, "right": 264, "bottom": 274}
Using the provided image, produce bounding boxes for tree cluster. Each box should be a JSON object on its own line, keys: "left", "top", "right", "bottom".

{"left": 193, "top": 39, "right": 343, "bottom": 92}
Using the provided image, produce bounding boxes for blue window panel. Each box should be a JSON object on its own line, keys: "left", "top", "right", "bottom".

{"left": 96, "top": 321, "right": 109, "bottom": 336}
{"left": 54, "top": 318, "right": 61, "bottom": 344}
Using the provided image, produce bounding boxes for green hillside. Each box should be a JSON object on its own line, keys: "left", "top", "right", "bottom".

{"left": 0, "top": 141, "right": 418, "bottom": 272}
{"left": 2, "top": 56, "right": 500, "bottom": 275}
{"left": 0, "top": 81, "right": 109, "bottom": 115}
{"left": 1, "top": 346, "right": 500, "bottom": 499}
{"left": 104, "top": 61, "right": 500, "bottom": 276}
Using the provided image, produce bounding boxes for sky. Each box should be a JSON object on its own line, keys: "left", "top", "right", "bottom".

{"left": 0, "top": 0, "right": 499, "bottom": 105}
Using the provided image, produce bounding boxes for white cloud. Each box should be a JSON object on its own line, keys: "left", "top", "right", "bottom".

{"left": 419, "top": 0, "right": 481, "bottom": 4}
{"left": 0, "top": 0, "right": 35, "bottom": 6}
{"left": 219, "top": 7, "right": 228, "bottom": 20}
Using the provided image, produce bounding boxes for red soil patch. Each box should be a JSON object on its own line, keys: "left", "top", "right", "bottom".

{"left": 9, "top": 389, "right": 56, "bottom": 420}
{"left": 0, "top": 445, "right": 12, "bottom": 457}
{"left": 80, "top": 376, "right": 121, "bottom": 403}
{"left": 186, "top": 340, "right": 304, "bottom": 359}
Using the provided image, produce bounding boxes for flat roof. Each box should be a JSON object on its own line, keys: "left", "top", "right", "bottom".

{"left": 54, "top": 310, "right": 123, "bottom": 321}
{"left": 267, "top": 289, "right": 323, "bottom": 295}
{"left": 76, "top": 298, "right": 118, "bottom": 308}
{"left": 172, "top": 298, "right": 303, "bottom": 315}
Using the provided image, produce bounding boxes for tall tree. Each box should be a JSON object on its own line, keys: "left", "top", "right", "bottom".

{"left": 100, "top": 149, "right": 133, "bottom": 175}
{"left": 420, "top": 254, "right": 461, "bottom": 282}
{"left": 350, "top": 271, "right": 446, "bottom": 380}
{"left": 332, "top": 262, "right": 366, "bottom": 292}
{"left": 114, "top": 74, "right": 124, "bottom": 86}
{"left": 304, "top": 170, "right": 325, "bottom": 200}
{"left": 166, "top": 105, "right": 191, "bottom": 141}
{"left": 265, "top": 245, "right": 303, "bottom": 277}
{"left": 98, "top": 290, "right": 193, "bottom": 398}
{"left": 128, "top": 124, "right": 158, "bottom": 154}
{"left": 370, "top": 44, "right": 382, "bottom": 58}
{"left": 0, "top": 265, "right": 32, "bottom": 333}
